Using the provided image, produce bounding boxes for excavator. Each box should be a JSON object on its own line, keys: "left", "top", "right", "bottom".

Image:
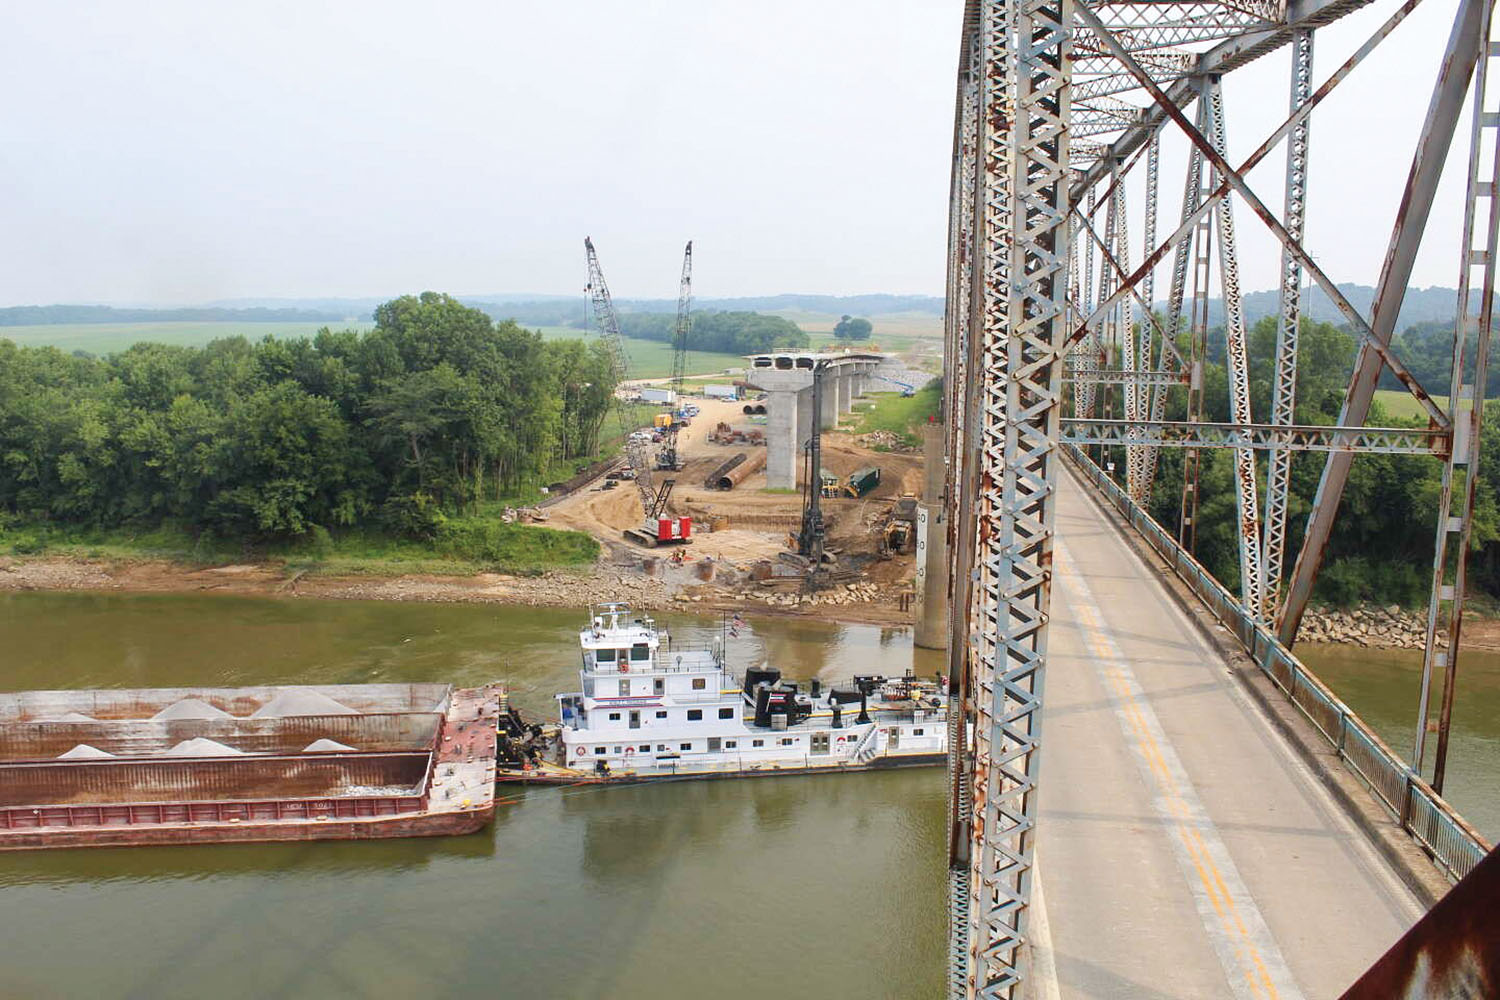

{"left": 584, "top": 237, "right": 691, "bottom": 548}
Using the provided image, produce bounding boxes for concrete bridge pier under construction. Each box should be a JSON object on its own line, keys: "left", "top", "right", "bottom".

{"left": 746, "top": 352, "right": 883, "bottom": 489}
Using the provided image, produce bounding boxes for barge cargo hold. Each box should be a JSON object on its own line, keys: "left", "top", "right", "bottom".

{"left": 0, "top": 683, "right": 500, "bottom": 851}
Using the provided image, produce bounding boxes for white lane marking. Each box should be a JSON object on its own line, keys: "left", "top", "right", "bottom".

{"left": 1066, "top": 472, "right": 1425, "bottom": 921}
{"left": 1029, "top": 854, "right": 1063, "bottom": 1000}
{"left": 1057, "top": 540, "right": 1304, "bottom": 1000}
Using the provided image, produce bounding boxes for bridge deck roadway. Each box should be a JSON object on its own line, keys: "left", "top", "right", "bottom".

{"left": 1031, "top": 468, "right": 1423, "bottom": 999}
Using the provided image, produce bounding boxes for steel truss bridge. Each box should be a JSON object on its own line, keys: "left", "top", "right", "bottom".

{"left": 940, "top": 0, "right": 1499, "bottom": 993}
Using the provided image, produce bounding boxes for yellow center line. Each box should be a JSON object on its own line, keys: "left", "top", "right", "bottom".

{"left": 1057, "top": 543, "right": 1302, "bottom": 1000}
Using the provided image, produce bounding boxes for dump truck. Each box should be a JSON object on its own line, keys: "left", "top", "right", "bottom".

{"left": 843, "top": 467, "right": 881, "bottom": 498}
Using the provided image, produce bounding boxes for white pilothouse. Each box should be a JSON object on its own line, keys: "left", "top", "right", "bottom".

{"left": 547, "top": 603, "right": 947, "bottom": 780}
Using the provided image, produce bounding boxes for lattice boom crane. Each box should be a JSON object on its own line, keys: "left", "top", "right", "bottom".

{"left": 657, "top": 241, "right": 694, "bottom": 471}
{"left": 583, "top": 237, "right": 691, "bottom": 547}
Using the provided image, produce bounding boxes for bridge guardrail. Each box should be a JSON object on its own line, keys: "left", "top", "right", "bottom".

{"left": 1064, "top": 445, "right": 1491, "bottom": 882}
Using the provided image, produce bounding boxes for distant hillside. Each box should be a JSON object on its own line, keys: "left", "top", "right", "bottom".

{"left": 468, "top": 293, "right": 947, "bottom": 329}
{"left": 1159, "top": 283, "right": 1471, "bottom": 333}
{"left": 0, "top": 304, "right": 345, "bottom": 327}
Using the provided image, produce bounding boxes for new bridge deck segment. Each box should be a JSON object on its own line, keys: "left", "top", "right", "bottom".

{"left": 1033, "top": 468, "right": 1423, "bottom": 998}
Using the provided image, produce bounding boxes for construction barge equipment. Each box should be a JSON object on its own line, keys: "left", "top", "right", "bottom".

{"left": 0, "top": 683, "right": 500, "bottom": 851}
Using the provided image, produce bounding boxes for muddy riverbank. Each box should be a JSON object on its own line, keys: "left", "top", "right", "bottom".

{"left": 0, "top": 554, "right": 919, "bottom": 627}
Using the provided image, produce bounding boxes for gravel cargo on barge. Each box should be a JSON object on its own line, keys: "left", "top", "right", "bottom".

{"left": 0, "top": 683, "right": 500, "bottom": 850}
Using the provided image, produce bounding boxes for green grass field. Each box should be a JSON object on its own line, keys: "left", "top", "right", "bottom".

{"left": 0, "top": 321, "right": 374, "bottom": 354}
{"left": 851, "top": 383, "right": 942, "bottom": 448}
{"left": 771, "top": 310, "right": 942, "bottom": 355}
{"left": 0, "top": 321, "right": 747, "bottom": 378}
{"left": 525, "top": 326, "right": 747, "bottom": 379}
{"left": 1373, "top": 388, "right": 1451, "bottom": 421}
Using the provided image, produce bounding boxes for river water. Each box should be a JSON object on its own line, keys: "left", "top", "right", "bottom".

{"left": 0, "top": 593, "right": 948, "bottom": 1000}
{"left": 2, "top": 593, "right": 1495, "bottom": 1000}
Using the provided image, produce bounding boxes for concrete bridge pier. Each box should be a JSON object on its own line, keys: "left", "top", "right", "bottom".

{"left": 818, "top": 377, "right": 840, "bottom": 430}
{"left": 765, "top": 388, "right": 802, "bottom": 490}
{"left": 743, "top": 352, "right": 888, "bottom": 490}
{"left": 913, "top": 420, "right": 949, "bottom": 649}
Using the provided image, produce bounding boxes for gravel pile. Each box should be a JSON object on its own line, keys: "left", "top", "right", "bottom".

{"left": 252, "top": 690, "right": 358, "bottom": 718}
{"left": 152, "top": 698, "right": 231, "bottom": 721}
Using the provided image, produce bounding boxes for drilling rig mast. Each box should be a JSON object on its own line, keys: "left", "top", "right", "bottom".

{"left": 583, "top": 237, "right": 692, "bottom": 547}
{"left": 657, "top": 241, "right": 694, "bottom": 471}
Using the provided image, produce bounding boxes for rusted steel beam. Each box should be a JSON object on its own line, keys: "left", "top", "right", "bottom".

{"left": 1279, "top": 0, "right": 1487, "bottom": 646}
{"left": 1076, "top": 1, "right": 1450, "bottom": 432}
{"left": 1067, "top": 0, "right": 1425, "bottom": 353}
{"left": 1340, "top": 844, "right": 1500, "bottom": 998}
{"left": 1062, "top": 419, "right": 1449, "bottom": 455}
{"left": 1418, "top": 0, "right": 1499, "bottom": 790}
{"left": 1263, "top": 28, "right": 1316, "bottom": 622}
{"left": 1068, "top": 0, "right": 1386, "bottom": 201}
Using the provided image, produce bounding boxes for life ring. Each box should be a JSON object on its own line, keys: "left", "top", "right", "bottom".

{"left": 620, "top": 662, "right": 630, "bottom": 673}
{"left": 836, "top": 736, "right": 847, "bottom": 744}
{"left": 575, "top": 745, "right": 588, "bottom": 757}
{"left": 624, "top": 746, "right": 635, "bottom": 756}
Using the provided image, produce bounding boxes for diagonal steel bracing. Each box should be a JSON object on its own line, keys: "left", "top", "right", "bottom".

{"left": 1415, "top": 0, "right": 1500, "bottom": 790}
{"left": 1280, "top": 0, "right": 1489, "bottom": 643}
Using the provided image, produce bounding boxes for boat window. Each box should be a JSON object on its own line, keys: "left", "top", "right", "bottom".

{"left": 657, "top": 744, "right": 667, "bottom": 751}
{"left": 638, "top": 744, "right": 650, "bottom": 752}
{"left": 780, "top": 738, "right": 794, "bottom": 746}
{"left": 631, "top": 643, "right": 650, "bottom": 662}
{"left": 718, "top": 708, "right": 734, "bottom": 719}
{"left": 691, "top": 678, "right": 707, "bottom": 690}
{"left": 596, "top": 648, "right": 616, "bottom": 662}
{"left": 594, "top": 747, "right": 606, "bottom": 755}
{"left": 914, "top": 728, "right": 924, "bottom": 736}
{"left": 679, "top": 742, "right": 692, "bottom": 751}
{"left": 608, "top": 712, "right": 621, "bottom": 721}
{"left": 752, "top": 739, "right": 764, "bottom": 747}
{"left": 687, "top": 709, "right": 702, "bottom": 721}
{"left": 725, "top": 740, "right": 737, "bottom": 749}
{"left": 655, "top": 710, "right": 667, "bottom": 719}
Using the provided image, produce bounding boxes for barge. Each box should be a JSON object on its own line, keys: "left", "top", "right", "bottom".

{"left": 496, "top": 602, "right": 948, "bottom": 784}
{"left": 0, "top": 683, "right": 500, "bottom": 850}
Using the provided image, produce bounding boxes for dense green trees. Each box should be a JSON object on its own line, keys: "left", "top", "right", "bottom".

{"left": 1118, "top": 315, "right": 1500, "bottom": 606}
{"left": 833, "top": 315, "right": 873, "bottom": 341}
{"left": 614, "top": 310, "right": 808, "bottom": 354}
{"left": 0, "top": 293, "right": 617, "bottom": 543}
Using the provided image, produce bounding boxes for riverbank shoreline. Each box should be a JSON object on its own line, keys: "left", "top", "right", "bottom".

{"left": 0, "top": 555, "right": 917, "bottom": 627}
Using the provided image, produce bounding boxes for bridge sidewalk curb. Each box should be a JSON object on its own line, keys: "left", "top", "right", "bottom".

{"left": 1064, "top": 462, "right": 1451, "bottom": 910}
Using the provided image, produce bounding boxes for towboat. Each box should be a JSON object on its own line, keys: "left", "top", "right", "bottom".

{"left": 495, "top": 602, "right": 948, "bottom": 783}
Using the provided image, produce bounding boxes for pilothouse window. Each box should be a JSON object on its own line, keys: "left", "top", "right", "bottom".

{"left": 596, "top": 648, "right": 616, "bottom": 663}
{"left": 631, "top": 644, "right": 650, "bottom": 662}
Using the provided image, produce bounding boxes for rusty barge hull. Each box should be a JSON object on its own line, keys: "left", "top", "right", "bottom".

{"left": 0, "top": 807, "right": 493, "bottom": 850}
{"left": 0, "top": 683, "right": 501, "bottom": 852}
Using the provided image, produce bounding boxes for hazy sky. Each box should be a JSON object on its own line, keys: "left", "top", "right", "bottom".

{"left": 0, "top": 0, "right": 1479, "bottom": 307}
